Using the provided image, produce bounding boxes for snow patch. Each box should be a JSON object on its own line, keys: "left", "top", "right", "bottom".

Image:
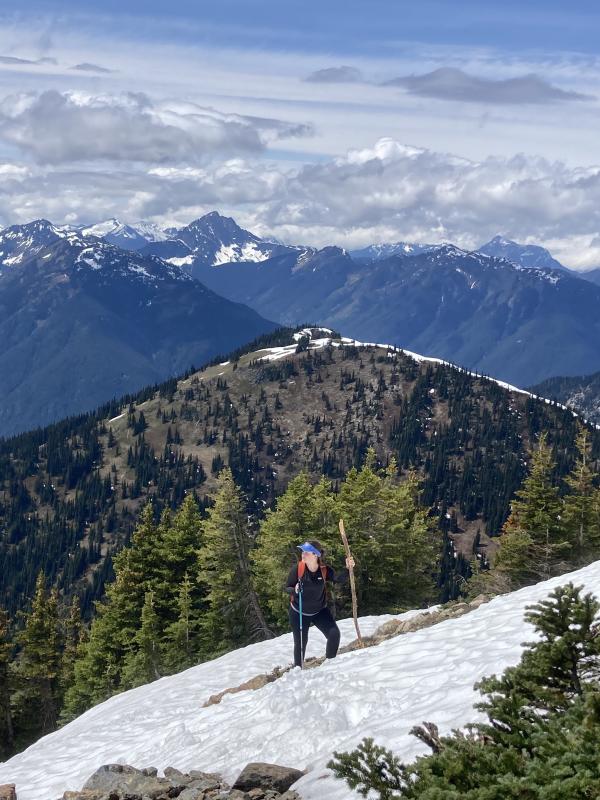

{"left": 212, "top": 242, "right": 273, "bottom": 265}
{"left": 165, "top": 255, "right": 195, "bottom": 267}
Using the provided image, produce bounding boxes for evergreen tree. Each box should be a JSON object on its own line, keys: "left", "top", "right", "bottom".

{"left": 562, "top": 425, "right": 600, "bottom": 563}
{"left": 163, "top": 573, "right": 200, "bottom": 673}
{"left": 13, "top": 574, "right": 61, "bottom": 745}
{"left": 125, "top": 502, "right": 169, "bottom": 603}
{"left": 495, "top": 434, "right": 569, "bottom": 587}
{"left": 329, "top": 582, "right": 600, "bottom": 799}
{"left": 121, "top": 591, "right": 162, "bottom": 688}
{"left": 0, "top": 607, "right": 14, "bottom": 758}
{"left": 161, "top": 494, "right": 204, "bottom": 614}
{"left": 59, "top": 596, "right": 85, "bottom": 700}
{"left": 373, "top": 468, "right": 440, "bottom": 611}
{"left": 337, "top": 454, "right": 440, "bottom": 614}
{"left": 63, "top": 500, "right": 200, "bottom": 716}
{"left": 62, "top": 548, "right": 141, "bottom": 717}
{"left": 198, "top": 469, "right": 272, "bottom": 652}
{"left": 336, "top": 457, "right": 382, "bottom": 611}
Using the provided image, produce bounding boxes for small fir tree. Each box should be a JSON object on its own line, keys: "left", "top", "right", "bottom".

{"left": 162, "top": 573, "right": 201, "bottom": 673}
{"left": 13, "top": 574, "right": 62, "bottom": 744}
{"left": 198, "top": 469, "right": 272, "bottom": 652}
{"left": 329, "top": 582, "right": 600, "bottom": 799}
{"left": 562, "top": 425, "right": 600, "bottom": 563}
{"left": 495, "top": 434, "right": 569, "bottom": 587}
{"left": 59, "top": 596, "right": 85, "bottom": 700}
{"left": 121, "top": 591, "right": 162, "bottom": 688}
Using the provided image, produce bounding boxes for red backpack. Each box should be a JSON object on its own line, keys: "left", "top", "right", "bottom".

{"left": 291, "top": 560, "right": 328, "bottom": 604}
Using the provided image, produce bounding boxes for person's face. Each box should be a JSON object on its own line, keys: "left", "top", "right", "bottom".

{"left": 301, "top": 550, "right": 319, "bottom": 570}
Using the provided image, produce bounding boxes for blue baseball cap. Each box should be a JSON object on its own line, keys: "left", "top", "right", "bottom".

{"left": 297, "top": 541, "right": 321, "bottom": 557}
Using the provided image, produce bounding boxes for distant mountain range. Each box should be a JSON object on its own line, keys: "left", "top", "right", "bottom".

{"left": 0, "top": 220, "right": 276, "bottom": 436}
{"left": 182, "top": 228, "right": 600, "bottom": 388}
{"left": 26, "top": 210, "right": 599, "bottom": 285}
{"left": 3, "top": 211, "right": 600, "bottom": 435}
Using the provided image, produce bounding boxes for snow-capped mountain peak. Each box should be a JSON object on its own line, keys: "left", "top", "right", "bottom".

{"left": 478, "top": 234, "right": 567, "bottom": 272}
{"left": 0, "top": 219, "right": 73, "bottom": 268}
{"left": 130, "top": 220, "right": 170, "bottom": 243}
{"left": 151, "top": 211, "right": 294, "bottom": 269}
{"left": 61, "top": 237, "right": 195, "bottom": 286}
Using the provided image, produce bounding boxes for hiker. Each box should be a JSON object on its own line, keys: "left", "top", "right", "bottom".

{"left": 284, "top": 540, "right": 355, "bottom": 668}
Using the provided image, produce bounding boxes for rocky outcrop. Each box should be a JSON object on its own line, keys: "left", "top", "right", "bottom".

{"left": 0, "top": 784, "right": 16, "bottom": 800}
{"left": 58, "top": 762, "right": 303, "bottom": 800}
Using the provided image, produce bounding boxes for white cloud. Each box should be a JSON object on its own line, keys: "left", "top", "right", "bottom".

{"left": 0, "top": 90, "right": 312, "bottom": 164}
{"left": 244, "top": 139, "right": 600, "bottom": 269}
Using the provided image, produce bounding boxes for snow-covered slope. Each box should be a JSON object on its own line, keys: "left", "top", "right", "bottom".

{"left": 78, "top": 219, "right": 168, "bottom": 251}
{"left": 2, "top": 561, "right": 600, "bottom": 800}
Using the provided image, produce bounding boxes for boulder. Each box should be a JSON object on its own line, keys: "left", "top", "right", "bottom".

{"left": 0, "top": 785, "right": 16, "bottom": 800}
{"left": 232, "top": 763, "right": 304, "bottom": 794}
{"left": 162, "top": 767, "right": 191, "bottom": 785}
{"left": 82, "top": 764, "right": 171, "bottom": 797}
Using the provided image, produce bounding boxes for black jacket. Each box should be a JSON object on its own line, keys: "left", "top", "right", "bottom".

{"left": 284, "top": 563, "right": 348, "bottom": 615}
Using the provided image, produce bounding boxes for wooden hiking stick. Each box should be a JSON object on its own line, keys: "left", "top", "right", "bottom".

{"left": 338, "top": 518, "right": 363, "bottom": 647}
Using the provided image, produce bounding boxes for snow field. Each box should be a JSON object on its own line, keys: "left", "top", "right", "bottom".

{"left": 1, "top": 561, "right": 599, "bottom": 800}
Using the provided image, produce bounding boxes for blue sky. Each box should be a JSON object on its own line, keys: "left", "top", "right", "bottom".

{"left": 5, "top": 0, "right": 600, "bottom": 54}
{"left": 0, "top": 1, "right": 599, "bottom": 266}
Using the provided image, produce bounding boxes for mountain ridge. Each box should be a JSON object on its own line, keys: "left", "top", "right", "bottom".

{"left": 0, "top": 233, "right": 277, "bottom": 436}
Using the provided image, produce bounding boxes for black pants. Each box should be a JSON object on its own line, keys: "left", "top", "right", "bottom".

{"left": 288, "top": 605, "right": 341, "bottom": 667}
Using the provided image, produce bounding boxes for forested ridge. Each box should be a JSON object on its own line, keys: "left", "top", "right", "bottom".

{"left": 1, "top": 328, "right": 598, "bottom": 622}
{"left": 3, "top": 330, "right": 600, "bottom": 760}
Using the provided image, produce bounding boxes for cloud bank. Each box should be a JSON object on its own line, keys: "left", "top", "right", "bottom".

{"left": 0, "top": 91, "right": 312, "bottom": 164}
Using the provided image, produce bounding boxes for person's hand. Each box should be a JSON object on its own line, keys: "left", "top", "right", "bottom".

{"left": 295, "top": 582, "right": 300, "bottom": 593}
{"left": 345, "top": 556, "right": 355, "bottom": 569}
